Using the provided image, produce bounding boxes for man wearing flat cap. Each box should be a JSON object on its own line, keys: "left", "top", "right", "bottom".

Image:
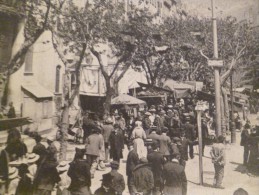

{"left": 142, "top": 112, "right": 152, "bottom": 135}
{"left": 104, "top": 161, "right": 125, "bottom": 195}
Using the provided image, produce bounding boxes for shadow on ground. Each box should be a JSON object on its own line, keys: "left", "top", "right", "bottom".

{"left": 188, "top": 180, "right": 214, "bottom": 188}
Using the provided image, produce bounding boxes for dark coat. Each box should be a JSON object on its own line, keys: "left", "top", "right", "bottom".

{"left": 159, "top": 134, "right": 171, "bottom": 155}
{"left": 85, "top": 133, "right": 103, "bottom": 156}
{"left": 178, "top": 137, "right": 192, "bottom": 161}
{"left": 105, "top": 170, "right": 125, "bottom": 195}
{"left": 241, "top": 129, "right": 249, "bottom": 146}
{"left": 32, "top": 142, "right": 47, "bottom": 165}
{"left": 131, "top": 163, "right": 154, "bottom": 194}
{"left": 15, "top": 175, "right": 33, "bottom": 195}
{"left": 126, "top": 150, "right": 139, "bottom": 176}
{"left": 182, "top": 123, "right": 196, "bottom": 141}
{"left": 147, "top": 132, "right": 160, "bottom": 143}
{"left": 5, "top": 141, "right": 27, "bottom": 161}
{"left": 94, "top": 187, "right": 116, "bottom": 195}
{"left": 163, "top": 161, "right": 187, "bottom": 195}
{"left": 68, "top": 159, "right": 91, "bottom": 192}
{"left": 109, "top": 131, "right": 124, "bottom": 160}
{"left": 147, "top": 151, "right": 165, "bottom": 185}
{"left": 34, "top": 162, "right": 61, "bottom": 191}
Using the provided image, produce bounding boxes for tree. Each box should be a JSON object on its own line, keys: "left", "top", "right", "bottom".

{"left": 1, "top": 0, "right": 63, "bottom": 106}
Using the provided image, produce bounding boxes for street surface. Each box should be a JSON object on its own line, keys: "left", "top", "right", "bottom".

{"left": 40, "top": 113, "right": 258, "bottom": 195}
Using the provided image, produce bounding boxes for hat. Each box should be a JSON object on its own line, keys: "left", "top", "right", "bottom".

{"left": 34, "top": 134, "right": 42, "bottom": 142}
{"left": 145, "top": 112, "right": 151, "bottom": 116}
{"left": 8, "top": 167, "right": 18, "bottom": 179}
{"left": 105, "top": 118, "right": 113, "bottom": 124}
{"left": 150, "top": 126, "right": 157, "bottom": 132}
{"left": 139, "top": 157, "right": 148, "bottom": 163}
{"left": 149, "top": 108, "right": 156, "bottom": 112}
{"left": 173, "top": 137, "right": 181, "bottom": 143}
{"left": 150, "top": 105, "right": 156, "bottom": 109}
{"left": 162, "top": 127, "right": 168, "bottom": 133}
{"left": 27, "top": 153, "right": 40, "bottom": 164}
{"left": 160, "top": 110, "right": 166, "bottom": 114}
{"left": 110, "top": 161, "right": 120, "bottom": 169}
{"left": 167, "top": 105, "right": 173, "bottom": 108}
{"left": 57, "top": 161, "right": 69, "bottom": 172}
{"left": 167, "top": 109, "right": 173, "bottom": 113}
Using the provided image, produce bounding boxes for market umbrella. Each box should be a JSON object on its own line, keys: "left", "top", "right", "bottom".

{"left": 111, "top": 94, "right": 146, "bottom": 106}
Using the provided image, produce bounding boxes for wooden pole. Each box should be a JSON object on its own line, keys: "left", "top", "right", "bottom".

{"left": 197, "top": 110, "right": 203, "bottom": 185}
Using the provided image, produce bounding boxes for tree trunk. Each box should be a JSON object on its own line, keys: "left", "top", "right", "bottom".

{"left": 222, "top": 87, "right": 229, "bottom": 132}
{"left": 220, "top": 94, "right": 226, "bottom": 135}
{"left": 59, "top": 103, "right": 69, "bottom": 161}
{"left": 104, "top": 78, "right": 114, "bottom": 116}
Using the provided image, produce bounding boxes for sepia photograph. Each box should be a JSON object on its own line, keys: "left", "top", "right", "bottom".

{"left": 0, "top": 0, "right": 259, "bottom": 194}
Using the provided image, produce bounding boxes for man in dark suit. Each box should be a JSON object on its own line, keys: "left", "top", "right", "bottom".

{"left": 104, "top": 161, "right": 125, "bottom": 195}
{"left": 182, "top": 116, "right": 196, "bottom": 157}
{"left": 147, "top": 141, "right": 166, "bottom": 195}
{"left": 131, "top": 157, "right": 154, "bottom": 195}
{"left": 163, "top": 153, "right": 187, "bottom": 195}
{"left": 174, "top": 131, "right": 193, "bottom": 169}
{"left": 109, "top": 124, "right": 124, "bottom": 162}
{"left": 126, "top": 142, "right": 139, "bottom": 194}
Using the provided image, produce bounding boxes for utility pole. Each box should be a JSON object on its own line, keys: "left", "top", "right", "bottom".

{"left": 211, "top": 0, "right": 222, "bottom": 136}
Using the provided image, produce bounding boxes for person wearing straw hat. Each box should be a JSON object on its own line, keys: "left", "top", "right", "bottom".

{"left": 57, "top": 161, "right": 71, "bottom": 195}
{"left": 27, "top": 153, "right": 40, "bottom": 183}
{"left": 6, "top": 167, "right": 19, "bottom": 195}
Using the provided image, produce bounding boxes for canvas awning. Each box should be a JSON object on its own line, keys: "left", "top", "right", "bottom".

{"left": 22, "top": 84, "right": 53, "bottom": 99}
{"left": 0, "top": 117, "right": 33, "bottom": 131}
{"left": 111, "top": 94, "right": 146, "bottom": 106}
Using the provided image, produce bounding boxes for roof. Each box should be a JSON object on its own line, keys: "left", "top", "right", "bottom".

{"left": 111, "top": 94, "right": 146, "bottom": 105}
{"left": 22, "top": 83, "right": 53, "bottom": 99}
{"left": 0, "top": 117, "right": 33, "bottom": 131}
{"left": 163, "top": 79, "right": 194, "bottom": 90}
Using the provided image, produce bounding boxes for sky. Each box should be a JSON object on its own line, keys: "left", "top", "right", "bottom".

{"left": 180, "top": 0, "right": 258, "bottom": 20}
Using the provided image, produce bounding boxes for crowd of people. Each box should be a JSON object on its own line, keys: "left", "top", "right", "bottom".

{"left": 0, "top": 98, "right": 258, "bottom": 195}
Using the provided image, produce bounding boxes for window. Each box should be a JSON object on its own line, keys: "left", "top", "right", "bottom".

{"left": 55, "top": 65, "right": 61, "bottom": 93}
{"left": 24, "top": 49, "right": 33, "bottom": 73}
